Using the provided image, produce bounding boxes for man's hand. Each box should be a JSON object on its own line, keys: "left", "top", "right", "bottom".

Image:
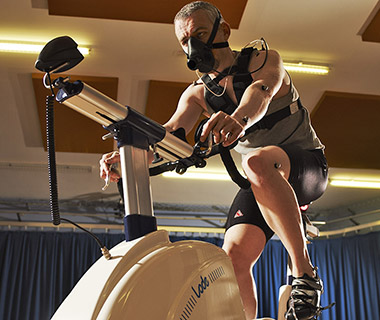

{"left": 99, "top": 151, "right": 121, "bottom": 182}
{"left": 200, "top": 111, "right": 245, "bottom": 147}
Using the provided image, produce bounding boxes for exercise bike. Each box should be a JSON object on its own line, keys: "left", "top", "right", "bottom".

{"left": 35, "top": 36, "right": 320, "bottom": 320}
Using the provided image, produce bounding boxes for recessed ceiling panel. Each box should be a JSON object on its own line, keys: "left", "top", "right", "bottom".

{"left": 145, "top": 80, "right": 205, "bottom": 146}
{"left": 32, "top": 73, "right": 118, "bottom": 154}
{"left": 47, "top": 0, "right": 247, "bottom": 29}
{"left": 311, "top": 91, "right": 380, "bottom": 169}
{"left": 359, "top": 1, "right": 380, "bottom": 43}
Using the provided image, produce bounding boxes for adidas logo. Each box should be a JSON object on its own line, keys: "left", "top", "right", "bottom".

{"left": 234, "top": 210, "right": 244, "bottom": 218}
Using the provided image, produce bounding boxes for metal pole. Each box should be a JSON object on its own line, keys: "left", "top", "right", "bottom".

{"left": 119, "top": 145, "right": 153, "bottom": 217}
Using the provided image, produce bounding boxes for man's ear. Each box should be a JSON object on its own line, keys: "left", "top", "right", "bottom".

{"left": 221, "top": 21, "right": 231, "bottom": 40}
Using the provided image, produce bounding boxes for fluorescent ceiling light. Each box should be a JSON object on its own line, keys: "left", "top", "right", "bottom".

{"left": 165, "top": 172, "right": 380, "bottom": 188}
{"left": 330, "top": 179, "right": 380, "bottom": 189}
{"left": 162, "top": 171, "right": 231, "bottom": 181}
{"left": 283, "top": 62, "right": 329, "bottom": 75}
{"left": 0, "top": 41, "right": 90, "bottom": 55}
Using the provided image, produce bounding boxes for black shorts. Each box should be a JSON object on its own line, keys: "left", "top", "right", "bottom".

{"left": 225, "top": 145, "right": 328, "bottom": 242}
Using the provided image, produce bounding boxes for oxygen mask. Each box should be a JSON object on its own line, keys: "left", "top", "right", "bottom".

{"left": 185, "top": 12, "right": 229, "bottom": 73}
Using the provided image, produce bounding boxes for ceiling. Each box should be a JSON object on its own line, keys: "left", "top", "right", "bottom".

{"left": 1, "top": 0, "right": 380, "bottom": 238}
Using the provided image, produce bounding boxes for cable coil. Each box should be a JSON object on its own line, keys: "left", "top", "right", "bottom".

{"left": 46, "top": 94, "right": 61, "bottom": 225}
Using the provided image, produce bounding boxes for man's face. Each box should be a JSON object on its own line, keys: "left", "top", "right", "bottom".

{"left": 175, "top": 10, "right": 216, "bottom": 55}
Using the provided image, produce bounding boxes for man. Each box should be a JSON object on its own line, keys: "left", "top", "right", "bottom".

{"left": 100, "top": 2, "right": 329, "bottom": 319}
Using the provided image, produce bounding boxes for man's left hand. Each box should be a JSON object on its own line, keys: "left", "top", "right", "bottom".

{"left": 200, "top": 111, "right": 245, "bottom": 147}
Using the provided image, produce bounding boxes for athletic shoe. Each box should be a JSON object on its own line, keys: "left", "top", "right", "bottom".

{"left": 285, "top": 269, "right": 334, "bottom": 320}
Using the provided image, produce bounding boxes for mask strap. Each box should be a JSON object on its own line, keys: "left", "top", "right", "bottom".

{"left": 206, "top": 12, "right": 222, "bottom": 48}
{"left": 206, "top": 12, "right": 229, "bottom": 49}
{"left": 211, "top": 41, "right": 229, "bottom": 49}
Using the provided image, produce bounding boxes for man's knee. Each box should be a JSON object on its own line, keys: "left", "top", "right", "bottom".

{"left": 223, "top": 241, "right": 252, "bottom": 272}
{"left": 223, "top": 225, "right": 267, "bottom": 272}
{"left": 242, "top": 151, "right": 268, "bottom": 173}
{"left": 242, "top": 147, "right": 291, "bottom": 184}
{"left": 242, "top": 150, "right": 274, "bottom": 187}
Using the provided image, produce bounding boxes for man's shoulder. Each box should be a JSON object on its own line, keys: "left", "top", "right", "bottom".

{"left": 249, "top": 48, "right": 280, "bottom": 62}
{"left": 247, "top": 48, "right": 283, "bottom": 72}
{"left": 180, "top": 81, "right": 207, "bottom": 108}
{"left": 183, "top": 80, "right": 204, "bottom": 97}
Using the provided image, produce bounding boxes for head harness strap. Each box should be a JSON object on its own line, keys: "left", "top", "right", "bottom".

{"left": 206, "top": 11, "right": 229, "bottom": 49}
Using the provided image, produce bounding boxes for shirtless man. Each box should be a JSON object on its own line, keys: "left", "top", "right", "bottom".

{"left": 100, "top": 2, "right": 328, "bottom": 319}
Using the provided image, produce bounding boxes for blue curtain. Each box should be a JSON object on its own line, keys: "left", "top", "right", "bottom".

{"left": 0, "top": 230, "right": 379, "bottom": 320}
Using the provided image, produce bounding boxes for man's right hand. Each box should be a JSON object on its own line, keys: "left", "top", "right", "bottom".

{"left": 99, "top": 151, "right": 121, "bottom": 182}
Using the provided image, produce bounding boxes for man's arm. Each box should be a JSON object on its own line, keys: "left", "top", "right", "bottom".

{"left": 100, "top": 83, "right": 205, "bottom": 181}
{"left": 200, "top": 49, "right": 289, "bottom": 146}
{"left": 231, "top": 49, "right": 288, "bottom": 128}
{"left": 163, "top": 83, "right": 205, "bottom": 134}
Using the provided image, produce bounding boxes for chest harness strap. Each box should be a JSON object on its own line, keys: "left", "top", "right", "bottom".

{"left": 201, "top": 47, "right": 302, "bottom": 134}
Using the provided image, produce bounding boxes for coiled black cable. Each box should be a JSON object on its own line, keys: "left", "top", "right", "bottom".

{"left": 46, "top": 93, "right": 61, "bottom": 225}
{"left": 44, "top": 73, "right": 110, "bottom": 259}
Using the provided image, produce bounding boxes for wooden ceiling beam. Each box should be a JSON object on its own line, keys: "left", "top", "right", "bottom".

{"left": 358, "top": 1, "right": 380, "bottom": 43}
{"left": 47, "top": 0, "right": 248, "bottom": 29}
